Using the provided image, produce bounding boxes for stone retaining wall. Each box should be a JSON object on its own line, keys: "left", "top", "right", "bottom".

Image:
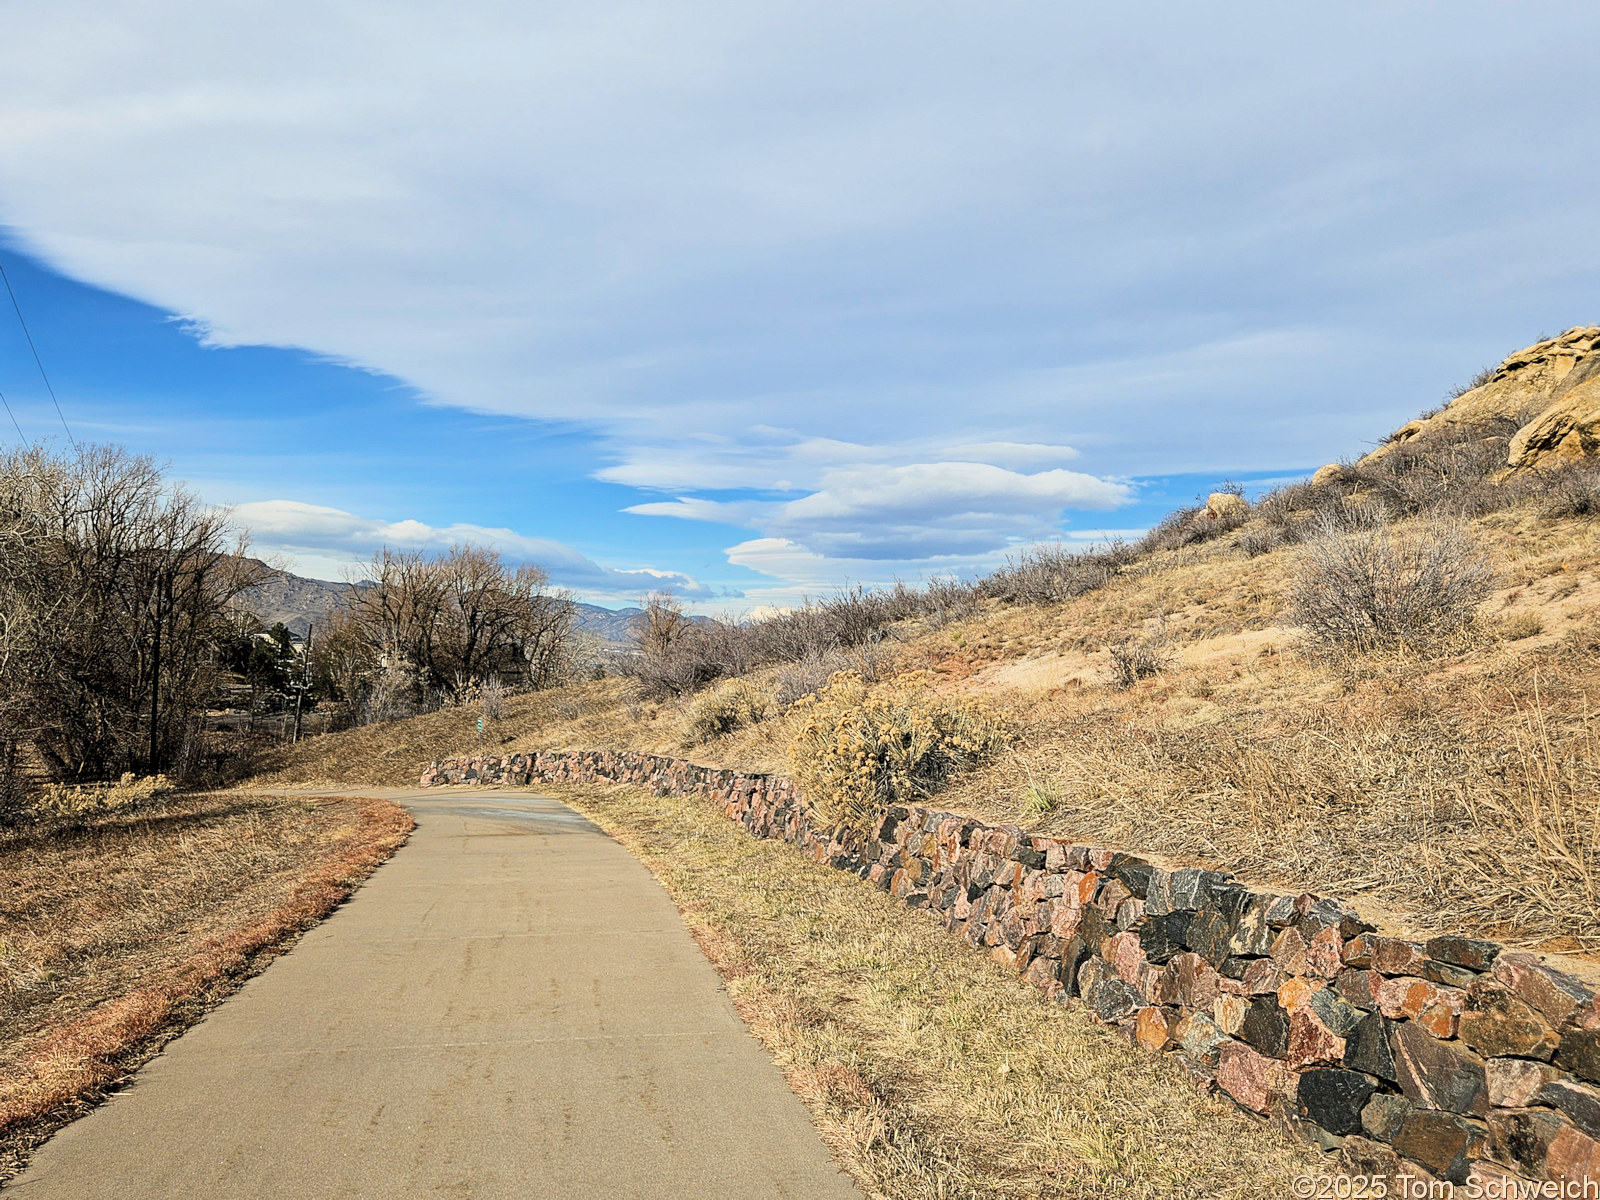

{"left": 422, "top": 750, "right": 1600, "bottom": 1189}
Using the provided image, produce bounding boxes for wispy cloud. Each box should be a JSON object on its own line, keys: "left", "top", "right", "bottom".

{"left": 234, "top": 500, "right": 715, "bottom": 600}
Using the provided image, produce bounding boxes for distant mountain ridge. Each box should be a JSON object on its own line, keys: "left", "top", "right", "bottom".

{"left": 237, "top": 561, "right": 644, "bottom": 646}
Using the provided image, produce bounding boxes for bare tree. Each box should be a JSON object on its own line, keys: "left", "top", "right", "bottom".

{"left": 330, "top": 544, "right": 577, "bottom": 721}
{"left": 0, "top": 444, "right": 260, "bottom": 791}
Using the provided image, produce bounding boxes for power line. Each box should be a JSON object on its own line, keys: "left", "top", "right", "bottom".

{"left": 0, "top": 256, "right": 75, "bottom": 448}
{"left": 0, "top": 383, "right": 24, "bottom": 443}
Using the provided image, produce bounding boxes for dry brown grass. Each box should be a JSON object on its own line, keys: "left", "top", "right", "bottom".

{"left": 260, "top": 506, "right": 1600, "bottom": 958}
{"left": 0, "top": 791, "right": 412, "bottom": 1181}
{"left": 548, "top": 778, "right": 1322, "bottom": 1200}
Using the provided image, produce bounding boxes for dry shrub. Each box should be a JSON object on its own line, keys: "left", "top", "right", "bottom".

{"left": 27, "top": 774, "right": 174, "bottom": 822}
{"left": 1290, "top": 517, "right": 1495, "bottom": 652}
{"left": 1497, "top": 613, "right": 1545, "bottom": 642}
{"left": 682, "top": 679, "right": 769, "bottom": 744}
{"left": 1531, "top": 461, "right": 1600, "bottom": 519}
{"left": 1106, "top": 637, "right": 1171, "bottom": 689}
{"left": 787, "top": 672, "right": 1007, "bottom": 833}
{"left": 774, "top": 650, "right": 847, "bottom": 708}
{"left": 978, "top": 541, "right": 1131, "bottom": 605}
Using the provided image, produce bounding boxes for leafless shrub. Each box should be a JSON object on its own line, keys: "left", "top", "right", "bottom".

{"left": 979, "top": 542, "right": 1131, "bottom": 604}
{"left": 775, "top": 650, "right": 848, "bottom": 708}
{"left": 1531, "top": 462, "right": 1600, "bottom": 519}
{"left": 1236, "top": 525, "right": 1283, "bottom": 558}
{"left": 1106, "top": 637, "right": 1172, "bottom": 689}
{"left": 1290, "top": 517, "right": 1495, "bottom": 653}
{"left": 1352, "top": 418, "right": 1519, "bottom": 517}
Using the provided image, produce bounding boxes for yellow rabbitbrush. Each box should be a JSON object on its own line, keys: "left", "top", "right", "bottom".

{"left": 787, "top": 671, "right": 1006, "bottom": 834}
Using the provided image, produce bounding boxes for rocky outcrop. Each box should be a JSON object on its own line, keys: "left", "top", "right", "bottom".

{"left": 423, "top": 750, "right": 1600, "bottom": 1189}
{"left": 1361, "top": 326, "right": 1600, "bottom": 473}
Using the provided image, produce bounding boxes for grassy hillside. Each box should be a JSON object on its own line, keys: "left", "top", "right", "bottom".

{"left": 261, "top": 327, "right": 1600, "bottom": 961}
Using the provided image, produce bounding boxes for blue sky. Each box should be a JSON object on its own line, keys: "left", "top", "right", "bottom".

{"left": 1, "top": 2, "right": 1597, "bottom": 609}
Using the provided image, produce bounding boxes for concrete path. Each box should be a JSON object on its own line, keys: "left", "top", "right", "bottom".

{"left": 11, "top": 790, "right": 860, "bottom": 1199}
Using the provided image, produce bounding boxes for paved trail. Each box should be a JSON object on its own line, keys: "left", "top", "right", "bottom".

{"left": 12, "top": 790, "right": 859, "bottom": 1199}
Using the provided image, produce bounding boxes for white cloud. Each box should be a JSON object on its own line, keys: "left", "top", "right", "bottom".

{"left": 627, "top": 460, "right": 1130, "bottom": 559}
{"left": 234, "top": 499, "right": 714, "bottom": 600}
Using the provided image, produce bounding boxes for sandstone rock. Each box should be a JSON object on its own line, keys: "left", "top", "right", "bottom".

{"left": 1490, "top": 952, "right": 1594, "bottom": 1030}
{"left": 1361, "top": 1091, "right": 1413, "bottom": 1142}
{"left": 1390, "top": 1109, "right": 1489, "bottom": 1184}
{"left": 1114, "top": 897, "right": 1145, "bottom": 931}
{"left": 1096, "top": 879, "right": 1132, "bottom": 919}
{"left": 1547, "top": 1121, "right": 1600, "bottom": 1186}
{"left": 1310, "top": 463, "right": 1345, "bottom": 488}
{"left": 1205, "top": 491, "right": 1249, "bottom": 521}
{"left": 1508, "top": 371, "right": 1600, "bottom": 468}
{"left": 1217, "top": 1040, "right": 1300, "bottom": 1114}
{"left": 1426, "top": 936, "right": 1502, "bottom": 972}
{"left": 1278, "top": 976, "right": 1325, "bottom": 1013}
{"left": 1344, "top": 934, "right": 1427, "bottom": 977}
{"left": 1460, "top": 982, "right": 1560, "bottom": 1061}
{"left": 1240, "top": 996, "right": 1291, "bottom": 1058}
{"left": 1169, "top": 952, "right": 1223, "bottom": 1009}
{"left": 1104, "top": 931, "right": 1148, "bottom": 984}
{"left": 1392, "top": 1020, "right": 1488, "bottom": 1115}
{"left": 1344, "top": 1014, "right": 1400, "bottom": 1083}
{"left": 1486, "top": 1058, "right": 1565, "bottom": 1111}
{"left": 1306, "top": 927, "right": 1346, "bottom": 979}
{"left": 1298, "top": 1068, "right": 1379, "bottom": 1136}
{"left": 1270, "top": 927, "right": 1310, "bottom": 976}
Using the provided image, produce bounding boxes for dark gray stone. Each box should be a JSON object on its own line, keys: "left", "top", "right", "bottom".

{"left": 1138, "top": 911, "right": 1192, "bottom": 964}
{"left": 1425, "top": 936, "right": 1500, "bottom": 972}
{"left": 1422, "top": 959, "right": 1479, "bottom": 989}
{"left": 1298, "top": 1069, "right": 1379, "bottom": 1136}
{"left": 1239, "top": 996, "right": 1291, "bottom": 1058}
{"left": 1344, "top": 1014, "right": 1399, "bottom": 1083}
{"left": 1558, "top": 1027, "right": 1600, "bottom": 1086}
{"left": 1108, "top": 855, "right": 1154, "bottom": 898}
{"left": 1392, "top": 1020, "right": 1488, "bottom": 1115}
{"left": 1186, "top": 908, "right": 1232, "bottom": 968}
{"left": 1538, "top": 1077, "right": 1600, "bottom": 1140}
{"left": 1169, "top": 868, "right": 1230, "bottom": 911}
{"left": 1308, "top": 986, "right": 1366, "bottom": 1038}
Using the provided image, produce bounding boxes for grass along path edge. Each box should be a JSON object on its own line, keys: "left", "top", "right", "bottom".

{"left": 545, "top": 779, "right": 1322, "bottom": 1200}
{"left": 0, "top": 794, "right": 414, "bottom": 1185}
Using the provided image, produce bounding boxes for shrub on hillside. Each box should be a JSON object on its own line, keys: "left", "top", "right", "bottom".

{"left": 682, "top": 680, "right": 769, "bottom": 744}
{"left": 787, "top": 672, "right": 1007, "bottom": 833}
{"left": 979, "top": 542, "right": 1132, "bottom": 604}
{"left": 1107, "top": 637, "right": 1172, "bottom": 688}
{"left": 1289, "top": 517, "right": 1495, "bottom": 652}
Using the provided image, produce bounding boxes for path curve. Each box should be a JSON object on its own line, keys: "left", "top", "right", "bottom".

{"left": 11, "top": 789, "right": 860, "bottom": 1199}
